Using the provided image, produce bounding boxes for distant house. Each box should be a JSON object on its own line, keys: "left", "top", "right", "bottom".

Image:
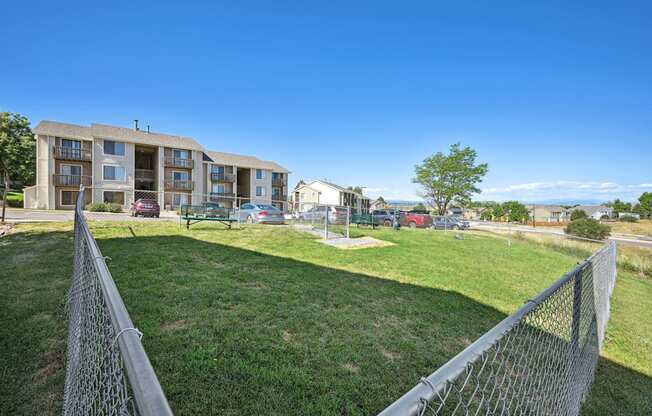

{"left": 290, "top": 180, "right": 370, "bottom": 214}
{"left": 571, "top": 205, "right": 613, "bottom": 220}
{"left": 370, "top": 198, "right": 388, "bottom": 211}
{"left": 527, "top": 205, "right": 572, "bottom": 223}
{"left": 447, "top": 206, "right": 464, "bottom": 217}
{"left": 618, "top": 212, "right": 640, "bottom": 220}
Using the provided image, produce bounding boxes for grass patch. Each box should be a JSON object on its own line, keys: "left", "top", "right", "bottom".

{"left": 1, "top": 222, "right": 650, "bottom": 415}
{"left": 607, "top": 219, "right": 652, "bottom": 237}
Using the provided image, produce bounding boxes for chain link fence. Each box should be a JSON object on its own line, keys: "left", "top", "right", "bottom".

{"left": 378, "top": 242, "right": 617, "bottom": 416}
{"left": 64, "top": 186, "right": 172, "bottom": 416}
{"left": 291, "top": 204, "right": 351, "bottom": 239}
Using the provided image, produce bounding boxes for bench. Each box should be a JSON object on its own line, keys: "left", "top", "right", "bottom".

{"left": 180, "top": 205, "right": 238, "bottom": 229}
{"left": 350, "top": 213, "right": 378, "bottom": 229}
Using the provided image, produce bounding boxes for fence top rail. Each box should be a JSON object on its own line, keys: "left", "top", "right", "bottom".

{"left": 377, "top": 241, "right": 616, "bottom": 416}
{"left": 75, "top": 186, "right": 173, "bottom": 416}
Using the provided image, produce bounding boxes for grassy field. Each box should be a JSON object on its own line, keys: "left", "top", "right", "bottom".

{"left": 1, "top": 222, "right": 650, "bottom": 415}
{"left": 607, "top": 219, "right": 652, "bottom": 237}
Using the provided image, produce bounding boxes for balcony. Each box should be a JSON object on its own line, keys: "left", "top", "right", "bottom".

{"left": 54, "top": 146, "right": 92, "bottom": 161}
{"left": 135, "top": 169, "right": 155, "bottom": 181}
{"left": 272, "top": 194, "right": 288, "bottom": 202}
{"left": 53, "top": 174, "right": 92, "bottom": 187}
{"left": 272, "top": 177, "right": 286, "bottom": 187}
{"left": 164, "top": 157, "right": 194, "bottom": 169}
{"left": 211, "top": 172, "right": 235, "bottom": 182}
{"left": 165, "top": 180, "right": 194, "bottom": 191}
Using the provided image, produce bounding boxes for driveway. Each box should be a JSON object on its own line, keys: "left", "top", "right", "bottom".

{"left": 3, "top": 208, "right": 177, "bottom": 223}
{"left": 471, "top": 221, "right": 652, "bottom": 248}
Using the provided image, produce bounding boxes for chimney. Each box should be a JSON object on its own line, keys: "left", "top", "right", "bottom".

{"left": 146, "top": 125, "right": 150, "bottom": 133}
{"left": 133, "top": 119, "right": 139, "bottom": 131}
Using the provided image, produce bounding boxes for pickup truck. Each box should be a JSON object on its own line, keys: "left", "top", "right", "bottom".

{"left": 399, "top": 211, "right": 433, "bottom": 228}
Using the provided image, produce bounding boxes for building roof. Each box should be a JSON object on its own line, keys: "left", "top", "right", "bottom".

{"left": 33, "top": 121, "right": 93, "bottom": 140}
{"left": 34, "top": 120, "right": 204, "bottom": 150}
{"left": 571, "top": 205, "right": 612, "bottom": 216}
{"left": 205, "top": 151, "right": 289, "bottom": 173}
{"left": 307, "top": 180, "right": 370, "bottom": 200}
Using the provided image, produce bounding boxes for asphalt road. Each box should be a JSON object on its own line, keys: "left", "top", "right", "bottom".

{"left": 471, "top": 221, "right": 652, "bottom": 248}
{"left": 3, "top": 208, "right": 176, "bottom": 223}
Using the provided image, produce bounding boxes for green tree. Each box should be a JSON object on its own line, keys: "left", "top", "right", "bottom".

{"left": 412, "top": 202, "right": 428, "bottom": 212}
{"left": 570, "top": 209, "right": 588, "bottom": 221}
{"left": 501, "top": 201, "right": 529, "bottom": 223}
{"left": 413, "top": 143, "right": 488, "bottom": 215}
{"left": 1, "top": 112, "right": 35, "bottom": 223}
{"left": 565, "top": 218, "right": 611, "bottom": 240}
{"left": 610, "top": 198, "right": 632, "bottom": 216}
{"left": 639, "top": 192, "right": 652, "bottom": 219}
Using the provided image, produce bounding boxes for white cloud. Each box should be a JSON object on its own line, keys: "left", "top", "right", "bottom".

{"left": 479, "top": 181, "right": 652, "bottom": 202}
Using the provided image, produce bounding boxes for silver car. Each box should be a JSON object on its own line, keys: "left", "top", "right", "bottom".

{"left": 239, "top": 203, "right": 285, "bottom": 224}
{"left": 299, "top": 206, "right": 349, "bottom": 224}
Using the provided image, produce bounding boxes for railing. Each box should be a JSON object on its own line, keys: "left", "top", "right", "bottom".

{"left": 377, "top": 242, "right": 617, "bottom": 416}
{"left": 164, "top": 179, "right": 194, "bottom": 191}
{"left": 272, "top": 178, "right": 286, "bottom": 187}
{"left": 54, "top": 146, "right": 92, "bottom": 161}
{"left": 64, "top": 186, "right": 172, "bottom": 415}
{"left": 211, "top": 172, "right": 235, "bottom": 182}
{"left": 53, "top": 174, "right": 92, "bottom": 187}
{"left": 164, "top": 157, "right": 194, "bottom": 169}
{"left": 135, "top": 169, "right": 155, "bottom": 181}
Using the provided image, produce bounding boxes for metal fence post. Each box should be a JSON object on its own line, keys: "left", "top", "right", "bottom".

{"left": 346, "top": 206, "right": 350, "bottom": 239}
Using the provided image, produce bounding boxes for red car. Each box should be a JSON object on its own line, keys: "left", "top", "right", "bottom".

{"left": 399, "top": 211, "right": 433, "bottom": 228}
{"left": 130, "top": 198, "right": 160, "bottom": 218}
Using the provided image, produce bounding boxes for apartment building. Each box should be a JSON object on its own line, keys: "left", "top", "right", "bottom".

{"left": 290, "top": 180, "right": 370, "bottom": 214}
{"left": 25, "top": 120, "right": 290, "bottom": 211}
{"left": 202, "top": 151, "right": 289, "bottom": 210}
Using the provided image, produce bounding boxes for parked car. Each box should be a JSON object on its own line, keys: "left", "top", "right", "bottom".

{"left": 432, "top": 216, "right": 470, "bottom": 230}
{"left": 399, "top": 211, "right": 433, "bottom": 228}
{"left": 239, "top": 203, "right": 285, "bottom": 224}
{"left": 299, "top": 206, "right": 349, "bottom": 224}
{"left": 201, "top": 202, "right": 230, "bottom": 218}
{"left": 130, "top": 199, "right": 160, "bottom": 217}
{"left": 372, "top": 209, "right": 399, "bottom": 227}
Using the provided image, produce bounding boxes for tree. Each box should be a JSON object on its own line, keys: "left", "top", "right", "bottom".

{"left": 0, "top": 112, "right": 35, "bottom": 223}
{"left": 347, "top": 186, "right": 364, "bottom": 194}
{"left": 570, "top": 209, "right": 588, "bottom": 221}
{"left": 412, "top": 202, "right": 428, "bottom": 212}
{"left": 639, "top": 192, "right": 652, "bottom": 219}
{"left": 610, "top": 198, "right": 632, "bottom": 216}
{"left": 565, "top": 218, "right": 611, "bottom": 240}
{"left": 501, "top": 201, "right": 529, "bottom": 223}
{"left": 413, "top": 143, "right": 488, "bottom": 215}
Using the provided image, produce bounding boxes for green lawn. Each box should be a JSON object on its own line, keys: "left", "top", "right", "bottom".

{"left": 1, "top": 222, "right": 650, "bottom": 415}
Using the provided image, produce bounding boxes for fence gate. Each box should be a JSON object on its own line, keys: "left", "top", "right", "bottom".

{"left": 377, "top": 242, "right": 617, "bottom": 416}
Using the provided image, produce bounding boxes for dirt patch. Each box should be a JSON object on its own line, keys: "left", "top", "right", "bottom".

{"left": 161, "top": 320, "right": 187, "bottom": 332}
{"left": 341, "top": 363, "right": 360, "bottom": 373}
{"left": 33, "top": 348, "right": 64, "bottom": 384}
{"left": 378, "top": 346, "right": 400, "bottom": 361}
{"left": 281, "top": 330, "right": 292, "bottom": 342}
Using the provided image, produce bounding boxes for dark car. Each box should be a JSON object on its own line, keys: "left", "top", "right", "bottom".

{"left": 432, "top": 216, "right": 469, "bottom": 230}
{"left": 372, "top": 210, "right": 399, "bottom": 227}
{"left": 130, "top": 198, "right": 160, "bottom": 217}
{"left": 202, "top": 202, "right": 227, "bottom": 218}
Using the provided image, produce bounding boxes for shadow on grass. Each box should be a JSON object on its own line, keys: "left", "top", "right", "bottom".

{"left": 86, "top": 233, "right": 651, "bottom": 416}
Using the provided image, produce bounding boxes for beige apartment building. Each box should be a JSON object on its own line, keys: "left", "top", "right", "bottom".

{"left": 25, "top": 120, "right": 290, "bottom": 211}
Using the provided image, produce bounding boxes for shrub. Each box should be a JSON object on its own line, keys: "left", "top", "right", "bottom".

{"left": 564, "top": 218, "right": 611, "bottom": 240}
{"left": 619, "top": 215, "right": 638, "bottom": 223}
{"left": 570, "top": 209, "right": 588, "bottom": 221}
{"left": 106, "top": 203, "right": 122, "bottom": 213}
{"left": 87, "top": 203, "right": 108, "bottom": 212}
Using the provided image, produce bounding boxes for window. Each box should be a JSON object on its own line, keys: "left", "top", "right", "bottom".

{"left": 61, "top": 139, "right": 81, "bottom": 149}
{"left": 272, "top": 172, "right": 280, "bottom": 180}
{"left": 61, "top": 190, "right": 78, "bottom": 206}
{"left": 256, "top": 169, "right": 265, "bottom": 180}
{"left": 174, "top": 149, "right": 189, "bottom": 159}
{"left": 61, "top": 164, "right": 81, "bottom": 176}
{"left": 256, "top": 186, "right": 265, "bottom": 197}
{"left": 103, "top": 191, "right": 125, "bottom": 205}
{"left": 173, "top": 171, "right": 189, "bottom": 181}
{"left": 212, "top": 184, "right": 225, "bottom": 194}
{"left": 211, "top": 165, "right": 224, "bottom": 174}
{"left": 103, "top": 165, "right": 125, "bottom": 181}
{"left": 241, "top": 204, "right": 253, "bottom": 210}
{"left": 103, "top": 140, "right": 125, "bottom": 156}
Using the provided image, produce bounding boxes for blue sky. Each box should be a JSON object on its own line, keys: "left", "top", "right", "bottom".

{"left": 2, "top": 1, "right": 651, "bottom": 202}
